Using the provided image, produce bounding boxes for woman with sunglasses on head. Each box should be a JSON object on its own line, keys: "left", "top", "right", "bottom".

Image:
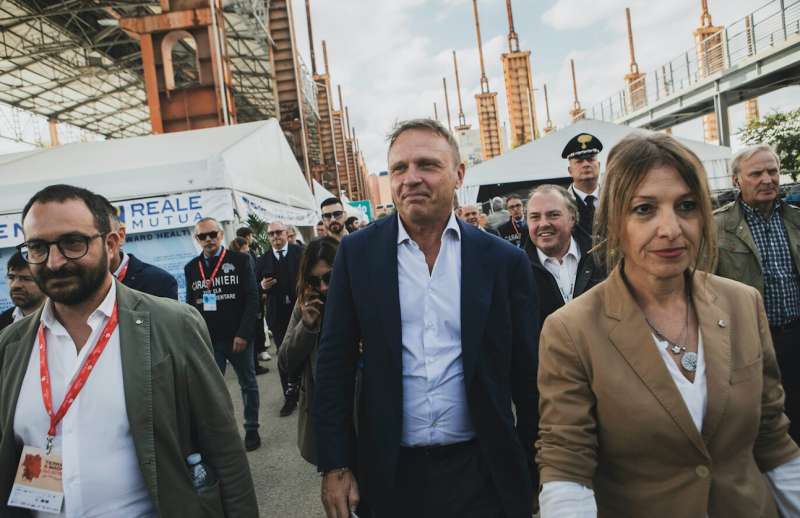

{"left": 278, "top": 236, "right": 339, "bottom": 466}
{"left": 537, "top": 133, "right": 800, "bottom": 518}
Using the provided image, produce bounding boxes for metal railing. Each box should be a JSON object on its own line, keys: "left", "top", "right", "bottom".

{"left": 589, "top": 0, "right": 800, "bottom": 122}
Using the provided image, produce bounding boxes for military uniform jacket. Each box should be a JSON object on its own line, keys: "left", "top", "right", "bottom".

{"left": 184, "top": 249, "right": 259, "bottom": 345}
{"left": 570, "top": 186, "right": 596, "bottom": 237}
{"left": 714, "top": 200, "right": 800, "bottom": 297}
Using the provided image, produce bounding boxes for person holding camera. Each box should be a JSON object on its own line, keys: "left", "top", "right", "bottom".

{"left": 278, "top": 236, "right": 339, "bottom": 466}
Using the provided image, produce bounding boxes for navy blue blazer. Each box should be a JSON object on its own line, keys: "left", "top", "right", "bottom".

{"left": 313, "top": 215, "right": 539, "bottom": 517}
{"left": 122, "top": 253, "right": 178, "bottom": 300}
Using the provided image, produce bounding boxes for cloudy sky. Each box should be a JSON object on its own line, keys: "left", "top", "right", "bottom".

{"left": 0, "top": 0, "right": 797, "bottom": 180}
{"left": 292, "top": 0, "right": 799, "bottom": 175}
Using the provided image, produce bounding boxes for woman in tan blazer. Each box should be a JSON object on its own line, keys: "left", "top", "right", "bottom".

{"left": 537, "top": 133, "right": 800, "bottom": 518}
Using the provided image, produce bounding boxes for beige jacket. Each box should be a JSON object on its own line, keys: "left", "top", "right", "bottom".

{"left": 537, "top": 267, "right": 799, "bottom": 518}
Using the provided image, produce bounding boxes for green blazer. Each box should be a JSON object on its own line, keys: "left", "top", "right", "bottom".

{"left": 0, "top": 282, "right": 259, "bottom": 517}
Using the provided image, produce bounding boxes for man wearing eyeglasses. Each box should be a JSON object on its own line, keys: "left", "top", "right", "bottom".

{"left": 496, "top": 195, "right": 527, "bottom": 248}
{"left": 0, "top": 184, "right": 258, "bottom": 517}
{"left": 0, "top": 252, "right": 46, "bottom": 333}
{"left": 563, "top": 133, "right": 603, "bottom": 237}
{"left": 256, "top": 221, "right": 303, "bottom": 417}
{"left": 320, "top": 198, "right": 348, "bottom": 242}
{"left": 184, "top": 217, "right": 262, "bottom": 451}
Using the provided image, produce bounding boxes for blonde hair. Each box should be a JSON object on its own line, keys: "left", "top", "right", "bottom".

{"left": 595, "top": 132, "right": 717, "bottom": 273}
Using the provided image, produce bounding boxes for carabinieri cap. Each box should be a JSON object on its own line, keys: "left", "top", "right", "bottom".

{"left": 561, "top": 133, "right": 603, "bottom": 159}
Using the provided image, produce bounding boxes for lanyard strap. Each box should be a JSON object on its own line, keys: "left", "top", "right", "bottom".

{"left": 38, "top": 303, "right": 119, "bottom": 453}
{"left": 198, "top": 248, "right": 227, "bottom": 290}
{"left": 115, "top": 259, "right": 129, "bottom": 282}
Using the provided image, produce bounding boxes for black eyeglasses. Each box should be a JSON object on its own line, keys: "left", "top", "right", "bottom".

{"left": 196, "top": 231, "right": 219, "bottom": 241}
{"left": 267, "top": 230, "right": 286, "bottom": 237}
{"left": 17, "top": 233, "right": 105, "bottom": 265}
{"left": 307, "top": 271, "right": 332, "bottom": 288}
{"left": 321, "top": 210, "right": 344, "bottom": 220}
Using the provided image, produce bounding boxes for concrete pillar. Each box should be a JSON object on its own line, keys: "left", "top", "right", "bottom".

{"left": 713, "top": 93, "right": 731, "bottom": 147}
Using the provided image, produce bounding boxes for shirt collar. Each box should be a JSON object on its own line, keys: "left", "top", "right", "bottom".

{"left": 740, "top": 197, "right": 781, "bottom": 221}
{"left": 203, "top": 245, "right": 224, "bottom": 260}
{"left": 113, "top": 252, "right": 130, "bottom": 277}
{"left": 397, "top": 212, "right": 461, "bottom": 245}
{"left": 273, "top": 244, "right": 289, "bottom": 256}
{"left": 41, "top": 280, "right": 117, "bottom": 332}
{"left": 572, "top": 185, "right": 600, "bottom": 202}
{"left": 12, "top": 306, "right": 25, "bottom": 323}
{"left": 536, "top": 236, "right": 580, "bottom": 265}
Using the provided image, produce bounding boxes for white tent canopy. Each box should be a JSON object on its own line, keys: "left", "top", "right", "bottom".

{"left": 312, "top": 180, "right": 363, "bottom": 219}
{"left": 458, "top": 119, "right": 732, "bottom": 205}
{"left": 0, "top": 120, "right": 315, "bottom": 216}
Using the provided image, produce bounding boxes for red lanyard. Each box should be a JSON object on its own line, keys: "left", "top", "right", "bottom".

{"left": 38, "top": 303, "right": 119, "bottom": 454}
{"left": 511, "top": 218, "right": 521, "bottom": 235}
{"left": 198, "top": 248, "right": 227, "bottom": 290}
{"left": 115, "top": 258, "right": 129, "bottom": 282}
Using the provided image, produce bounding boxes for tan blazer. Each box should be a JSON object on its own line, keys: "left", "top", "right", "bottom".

{"left": 537, "top": 267, "right": 799, "bottom": 518}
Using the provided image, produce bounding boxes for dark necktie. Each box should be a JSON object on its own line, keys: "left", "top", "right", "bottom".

{"left": 277, "top": 249, "right": 285, "bottom": 262}
{"left": 585, "top": 195, "right": 596, "bottom": 209}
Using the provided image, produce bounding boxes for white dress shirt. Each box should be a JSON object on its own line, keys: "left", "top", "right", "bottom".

{"left": 397, "top": 213, "right": 476, "bottom": 447}
{"left": 113, "top": 252, "right": 130, "bottom": 278}
{"left": 540, "top": 331, "right": 800, "bottom": 518}
{"left": 12, "top": 306, "right": 25, "bottom": 323}
{"left": 273, "top": 244, "right": 289, "bottom": 261}
{"left": 13, "top": 282, "right": 156, "bottom": 517}
{"left": 537, "top": 237, "right": 581, "bottom": 303}
{"left": 571, "top": 185, "right": 600, "bottom": 206}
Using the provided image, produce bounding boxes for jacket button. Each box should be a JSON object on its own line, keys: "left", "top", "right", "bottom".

{"left": 695, "top": 465, "right": 710, "bottom": 478}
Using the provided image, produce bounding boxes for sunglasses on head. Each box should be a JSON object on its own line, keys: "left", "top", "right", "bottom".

{"left": 196, "top": 231, "right": 219, "bottom": 241}
{"left": 321, "top": 210, "right": 344, "bottom": 220}
{"left": 307, "top": 271, "right": 332, "bottom": 288}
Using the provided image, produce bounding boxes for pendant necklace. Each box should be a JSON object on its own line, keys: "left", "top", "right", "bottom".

{"left": 645, "top": 294, "right": 698, "bottom": 373}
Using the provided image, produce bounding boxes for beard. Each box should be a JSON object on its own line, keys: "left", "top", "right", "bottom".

{"left": 33, "top": 248, "right": 109, "bottom": 305}
{"left": 328, "top": 221, "right": 344, "bottom": 234}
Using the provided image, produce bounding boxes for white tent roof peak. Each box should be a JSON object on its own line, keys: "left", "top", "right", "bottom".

{"left": 0, "top": 120, "right": 315, "bottom": 214}
{"left": 460, "top": 119, "right": 732, "bottom": 202}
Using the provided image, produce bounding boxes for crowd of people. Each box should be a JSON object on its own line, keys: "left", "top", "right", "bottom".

{"left": 0, "top": 116, "right": 798, "bottom": 518}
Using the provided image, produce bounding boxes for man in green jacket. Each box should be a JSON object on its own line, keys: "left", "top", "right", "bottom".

{"left": 0, "top": 184, "right": 258, "bottom": 517}
{"left": 715, "top": 144, "right": 800, "bottom": 441}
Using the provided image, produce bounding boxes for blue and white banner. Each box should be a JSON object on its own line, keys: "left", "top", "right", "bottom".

{"left": 235, "top": 192, "right": 318, "bottom": 226}
{"left": 123, "top": 227, "right": 199, "bottom": 303}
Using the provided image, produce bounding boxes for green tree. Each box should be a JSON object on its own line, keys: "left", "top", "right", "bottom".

{"left": 245, "top": 213, "right": 269, "bottom": 256}
{"left": 738, "top": 108, "right": 800, "bottom": 181}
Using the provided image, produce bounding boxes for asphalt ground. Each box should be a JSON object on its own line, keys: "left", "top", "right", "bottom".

{"left": 224, "top": 351, "right": 324, "bottom": 518}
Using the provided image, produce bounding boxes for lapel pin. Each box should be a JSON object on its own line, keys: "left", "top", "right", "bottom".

{"left": 718, "top": 320, "right": 726, "bottom": 328}
{"left": 135, "top": 319, "right": 143, "bottom": 325}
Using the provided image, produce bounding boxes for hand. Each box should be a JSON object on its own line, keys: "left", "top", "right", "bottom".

{"left": 232, "top": 336, "right": 248, "bottom": 353}
{"left": 321, "top": 468, "right": 359, "bottom": 518}
{"left": 261, "top": 277, "right": 277, "bottom": 290}
{"left": 301, "top": 294, "right": 324, "bottom": 329}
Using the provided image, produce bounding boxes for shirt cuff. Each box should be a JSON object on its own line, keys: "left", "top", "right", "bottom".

{"left": 539, "top": 481, "right": 597, "bottom": 518}
{"left": 766, "top": 455, "right": 800, "bottom": 517}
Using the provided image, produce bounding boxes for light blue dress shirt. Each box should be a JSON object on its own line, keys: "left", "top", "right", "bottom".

{"left": 397, "top": 213, "right": 476, "bottom": 447}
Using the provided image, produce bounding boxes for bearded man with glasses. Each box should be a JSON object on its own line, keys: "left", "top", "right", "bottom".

{"left": 320, "top": 198, "right": 348, "bottom": 242}
{"left": 184, "top": 217, "right": 262, "bottom": 451}
{"left": 0, "top": 184, "right": 257, "bottom": 517}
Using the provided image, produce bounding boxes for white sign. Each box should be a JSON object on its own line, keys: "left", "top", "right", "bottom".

{"left": 235, "top": 192, "right": 317, "bottom": 226}
{"left": 0, "top": 190, "right": 234, "bottom": 249}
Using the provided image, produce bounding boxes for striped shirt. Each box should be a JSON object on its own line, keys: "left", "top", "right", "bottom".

{"left": 740, "top": 199, "right": 800, "bottom": 327}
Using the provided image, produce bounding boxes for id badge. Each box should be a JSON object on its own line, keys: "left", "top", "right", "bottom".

{"left": 203, "top": 292, "right": 218, "bottom": 312}
{"left": 8, "top": 445, "right": 64, "bottom": 514}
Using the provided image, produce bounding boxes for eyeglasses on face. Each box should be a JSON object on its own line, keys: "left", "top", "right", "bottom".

{"left": 196, "top": 231, "right": 219, "bottom": 241}
{"left": 507, "top": 203, "right": 523, "bottom": 210}
{"left": 17, "top": 233, "right": 105, "bottom": 265}
{"left": 268, "top": 230, "right": 286, "bottom": 237}
{"left": 321, "top": 210, "right": 344, "bottom": 220}
{"left": 307, "top": 271, "right": 332, "bottom": 288}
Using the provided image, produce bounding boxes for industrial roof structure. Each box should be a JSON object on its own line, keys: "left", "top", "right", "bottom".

{"left": 0, "top": 0, "right": 276, "bottom": 141}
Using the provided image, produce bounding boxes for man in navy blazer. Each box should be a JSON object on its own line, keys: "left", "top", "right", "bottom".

{"left": 314, "top": 119, "right": 539, "bottom": 518}
{"left": 101, "top": 196, "right": 179, "bottom": 300}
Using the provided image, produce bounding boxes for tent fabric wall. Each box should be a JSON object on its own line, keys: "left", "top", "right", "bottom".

{"left": 458, "top": 119, "right": 732, "bottom": 205}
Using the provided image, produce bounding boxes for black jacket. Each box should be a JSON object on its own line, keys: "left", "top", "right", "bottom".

{"left": 314, "top": 216, "right": 540, "bottom": 517}
{"left": 497, "top": 218, "right": 527, "bottom": 248}
{"left": 255, "top": 244, "right": 302, "bottom": 341}
{"left": 184, "top": 248, "right": 259, "bottom": 345}
{"left": 524, "top": 230, "right": 604, "bottom": 327}
{"left": 121, "top": 253, "right": 178, "bottom": 300}
{"left": 0, "top": 308, "right": 13, "bottom": 335}
{"left": 570, "top": 186, "right": 596, "bottom": 237}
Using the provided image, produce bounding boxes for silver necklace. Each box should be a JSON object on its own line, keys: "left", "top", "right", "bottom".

{"left": 645, "top": 296, "right": 698, "bottom": 373}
